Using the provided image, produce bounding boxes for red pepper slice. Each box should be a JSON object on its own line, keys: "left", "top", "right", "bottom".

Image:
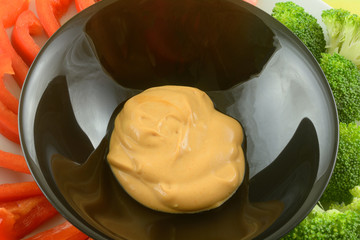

{"left": 0, "top": 182, "right": 42, "bottom": 202}
{"left": 0, "top": 98, "right": 19, "bottom": 144}
{"left": 0, "top": 195, "right": 58, "bottom": 240}
{"left": 12, "top": 10, "right": 43, "bottom": 66}
{"left": 0, "top": 55, "right": 19, "bottom": 143}
{"left": 36, "top": 0, "right": 72, "bottom": 37}
{"left": 0, "top": 53, "right": 19, "bottom": 114}
{"left": 0, "top": 208, "right": 16, "bottom": 240}
{"left": 0, "top": 0, "right": 29, "bottom": 28}
{"left": 0, "top": 22, "right": 29, "bottom": 87}
{"left": 0, "top": 149, "right": 30, "bottom": 174}
{"left": 24, "top": 221, "right": 89, "bottom": 240}
{"left": 75, "top": 0, "right": 100, "bottom": 12}
{"left": 0, "top": 54, "right": 13, "bottom": 76}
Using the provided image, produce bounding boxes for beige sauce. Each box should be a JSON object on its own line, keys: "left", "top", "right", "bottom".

{"left": 107, "top": 86, "right": 245, "bottom": 213}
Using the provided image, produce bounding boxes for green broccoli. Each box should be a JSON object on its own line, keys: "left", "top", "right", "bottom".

{"left": 330, "top": 186, "right": 360, "bottom": 211}
{"left": 271, "top": 1, "right": 326, "bottom": 62}
{"left": 282, "top": 187, "right": 360, "bottom": 240}
{"left": 322, "top": 9, "right": 360, "bottom": 69}
{"left": 320, "top": 122, "right": 360, "bottom": 208}
{"left": 319, "top": 53, "right": 360, "bottom": 123}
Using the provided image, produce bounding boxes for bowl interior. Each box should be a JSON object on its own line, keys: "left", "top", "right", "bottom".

{"left": 19, "top": 0, "right": 338, "bottom": 239}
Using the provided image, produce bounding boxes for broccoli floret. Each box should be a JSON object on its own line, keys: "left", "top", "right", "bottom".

{"left": 282, "top": 206, "right": 360, "bottom": 240}
{"left": 282, "top": 187, "right": 360, "bottom": 240}
{"left": 330, "top": 186, "right": 360, "bottom": 211}
{"left": 320, "top": 122, "right": 360, "bottom": 207}
{"left": 322, "top": 9, "right": 360, "bottom": 68}
{"left": 319, "top": 53, "right": 360, "bottom": 123}
{"left": 321, "top": 9, "right": 351, "bottom": 53}
{"left": 271, "top": 1, "right": 326, "bottom": 62}
{"left": 351, "top": 185, "right": 360, "bottom": 198}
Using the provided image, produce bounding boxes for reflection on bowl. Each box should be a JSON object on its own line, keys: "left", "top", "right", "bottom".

{"left": 19, "top": 0, "right": 338, "bottom": 239}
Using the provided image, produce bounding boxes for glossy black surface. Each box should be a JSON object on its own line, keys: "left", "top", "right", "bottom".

{"left": 19, "top": 0, "right": 338, "bottom": 239}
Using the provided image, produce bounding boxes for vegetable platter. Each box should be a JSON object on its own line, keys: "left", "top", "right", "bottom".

{"left": 1, "top": 0, "right": 360, "bottom": 239}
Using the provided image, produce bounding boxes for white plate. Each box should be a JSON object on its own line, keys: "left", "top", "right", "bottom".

{"left": 2, "top": 0, "right": 332, "bottom": 238}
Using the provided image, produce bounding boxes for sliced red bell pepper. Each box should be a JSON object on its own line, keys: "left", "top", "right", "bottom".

{"left": 0, "top": 53, "right": 19, "bottom": 114}
{"left": 24, "top": 221, "right": 89, "bottom": 240}
{"left": 36, "top": 0, "right": 72, "bottom": 37}
{"left": 0, "top": 149, "right": 30, "bottom": 174}
{"left": 75, "top": 0, "right": 100, "bottom": 12}
{"left": 0, "top": 54, "right": 13, "bottom": 75}
{"left": 0, "top": 195, "right": 58, "bottom": 240}
{"left": 0, "top": 182, "right": 42, "bottom": 202}
{"left": 0, "top": 99, "right": 19, "bottom": 144}
{"left": 0, "top": 207, "right": 16, "bottom": 240}
{"left": 0, "top": 22, "right": 29, "bottom": 87}
{"left": 0, "top": 77, "right": 18, "bottom": 114}
{"left": 0, "top": 0, "right": 29, "bottom": 28}
{"left": 12, "top": 10, "right": 43, "bottom": 66}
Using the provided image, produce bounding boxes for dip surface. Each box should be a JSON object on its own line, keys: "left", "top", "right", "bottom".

{"left": 107, "top": 86, "right": 245, "bottom": 213}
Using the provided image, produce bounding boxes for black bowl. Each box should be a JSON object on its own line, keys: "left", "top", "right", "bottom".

{"left": 19, "top": 0, "right": 338, "bottom": 239}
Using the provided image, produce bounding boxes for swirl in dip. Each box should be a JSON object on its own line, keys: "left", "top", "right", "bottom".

{"left": 107, "top": 86, "right": 245, "bottom": 213}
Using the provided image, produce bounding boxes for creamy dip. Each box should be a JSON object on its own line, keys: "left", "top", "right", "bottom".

{"left": 107, "top": 86, "right": 245, "bottom": 213}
